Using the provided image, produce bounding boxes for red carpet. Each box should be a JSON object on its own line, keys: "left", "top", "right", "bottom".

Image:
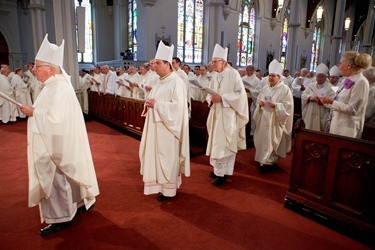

{"left": 0, "top": 120, "right": 369, "bottom": 249}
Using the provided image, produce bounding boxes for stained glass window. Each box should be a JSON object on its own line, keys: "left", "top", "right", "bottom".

{"left": 237, "top": 0, "right": 255, "bottom": 67}
{"left": 75, "top": 0, "right": 93, "bottom": 63}
{"left": 280, "top": 18, "right": 288, "bottom": 68}
{"left": 309, "top": 26, "right": 321, "bottom": 71}
{"left": 279, "top": 1, "right": 290, "bottom": 69}
{"left": 177, "top": 0, "right": 204, "bottom": 63}
{"left": 128, "top": 0, "right": 138, "bottom": 60}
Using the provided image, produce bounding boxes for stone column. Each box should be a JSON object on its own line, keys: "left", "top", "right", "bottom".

{"left": 360, "top": 2, "right": 375, "bottom": 54}
{"left": 204, "top": 0, "right": 223, "bottom": 62}
{"left": 113, "top": 0, "right": 127, "bottom": 59}
{"left": 29, "top": 0, "right": 47, "bottom": 54}
{"left": 286, "top": 0, "right": 300, "bottom": 73}
{"left": 331, "top": 0, "right": 346, "bottom": 66}
{"left": 52, "top": 0, "right": 80, "bottom": 90}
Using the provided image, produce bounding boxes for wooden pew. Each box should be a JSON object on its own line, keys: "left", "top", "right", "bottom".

{"left": 189, "top": 100, "right": 210, "bottom": 153}
{"left": 88, "top": 92, "right": 253, "bottom": 154}
{"left": 285, "top": 120, "right": 375, "bottom": 246}
{"left": 88, "top": 91, "right": 145, "bottom": 139}
{"left": 362, "top": 124, "right": 375, "bottom": 142}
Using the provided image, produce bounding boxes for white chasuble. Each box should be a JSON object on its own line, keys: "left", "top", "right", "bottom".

{"left": 139, "top": 72, "right": 190, "bottom": 185}
{"left": 206, "top": 66, "right": 249, "bottom": 159}
{"left": 27, "top": 74, "right": 99, "bottom": 209}
{"left": 253, "top": 81, "right": 294, "bottom": 165}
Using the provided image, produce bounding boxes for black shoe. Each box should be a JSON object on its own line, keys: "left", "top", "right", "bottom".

{"left": 259, "top": 164, "right": 278, "bottom": 173}
{"left": 212, "top": 176, "right": 227, "bottom": 187}
{"left": 209, "top": 172, "right": 217, "bottom": 179}
{"left": 157, "top": 193, "right": 170, "bottom": 202}
{"left": 76, "top": 204, "right": 95, "bottom": 215}
{"left": 39, "top": 222, "right": 71, "bottom": 236}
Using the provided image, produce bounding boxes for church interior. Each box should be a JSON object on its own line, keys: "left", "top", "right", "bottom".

{"left": 0, "top": 0, "right": 374, "bottom": 249}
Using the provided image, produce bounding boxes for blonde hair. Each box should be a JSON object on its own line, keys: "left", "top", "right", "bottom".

{"left": 342, "top": 51, "right": 372, "bottom": 70}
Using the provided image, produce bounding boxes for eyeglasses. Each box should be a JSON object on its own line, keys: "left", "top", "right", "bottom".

{"left": 34, "top": 65, "right": 51, "bottom": 69}
{"left": 211, "top": 60, "right": 223, "bottom": 64}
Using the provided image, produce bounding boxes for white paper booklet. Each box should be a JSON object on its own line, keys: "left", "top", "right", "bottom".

{"left": 295, "top": 77, "right": 304, "bottom": 86}
{"left": 260, "top": 93, "right": 273, "bottom": 112}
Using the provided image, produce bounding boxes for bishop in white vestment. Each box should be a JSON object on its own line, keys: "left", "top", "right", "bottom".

{"left": 301, "top": 63, "right": 335, "bottom": 131}
{"left": 20, "top": 34, "right": 99, "bottom": 235}
{"left": 253, "top": 59, "right": 294, "bottom": 172}
{"left": 206, "top": 44, "right": 249, "bottom": 186}
{"left": 139, "top": 41, "right": 190, "bottom": 201}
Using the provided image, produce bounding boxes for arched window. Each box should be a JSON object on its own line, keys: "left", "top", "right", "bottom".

{"left": 75, "top": 0, "right": 93, "bottom": 63}
{"left": 310, "top": 25, "right": 321, "bottom": 71}
{"left": 177, "top": 0, "right": 204, "bottom": 63}
{"left": 280, "top": 18, "right": 288, "bottom": 68}
{"left": 237, "top": 0, "right": 255, "bottom": 67}
{"left": 128, "top": 0, "right": 138, "bottom": 60}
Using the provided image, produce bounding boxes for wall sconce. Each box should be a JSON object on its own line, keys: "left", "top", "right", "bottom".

{"left": 278, "top": 0, "right": 284, "bottom": 8}
{"left": 344, "top": 17, "right": 351, "bottom": 31}
{"left": 316, "top": 6, "right": 323, "bottom": 22}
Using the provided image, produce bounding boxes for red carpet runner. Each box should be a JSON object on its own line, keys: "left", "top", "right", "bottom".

{"left": 0, "top": 120, "right": 368, "bottom": 249}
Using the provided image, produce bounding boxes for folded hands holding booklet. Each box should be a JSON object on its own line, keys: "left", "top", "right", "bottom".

{"left": 260, "top": 93, "right": 273, "bottom": 112}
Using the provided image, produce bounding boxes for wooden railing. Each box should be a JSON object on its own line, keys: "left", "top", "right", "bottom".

{"left": 88, "top": 92, "right": 253, "bottom": 150}
{"left": 285, "top": 121, "right": 375, "bottom": 245}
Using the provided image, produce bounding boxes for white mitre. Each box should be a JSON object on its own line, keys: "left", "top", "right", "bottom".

{"left": 155, "top": 41, "right": 174, "bottom": 66}
{"left": 35, "top": 34, "right": 64, "bottom": 68}
{"left": 329, "top": 65, "right": 340, "bottom": 76}
{"left": 316, "top": 63, "right": 329, "bottom": 75}
{"left": 212, "top": 44, "right": 228, "bottom": 62}
{"left": 35, "top": 34, "right": 71, "bottom": 83}
{"left": 269, "top": 59, "right": 283, "bottom": 76}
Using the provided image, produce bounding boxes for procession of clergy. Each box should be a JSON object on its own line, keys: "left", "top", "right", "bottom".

{"left": 1, "top": 45, "right": 374, "bottom": 176}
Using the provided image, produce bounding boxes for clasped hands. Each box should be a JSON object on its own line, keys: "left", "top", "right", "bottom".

{"left": 145, "top": 98, "right": 155, "bottom": 108}
{"left": 211, "top": 94, "right": 222, "bottom": 103}
{"left": 258, "top": 100, "right": 275, "bottom": 109}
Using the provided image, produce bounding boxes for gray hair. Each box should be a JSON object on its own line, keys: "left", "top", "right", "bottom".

{"left": 362, "top": 66, "right": 375, "bottom": 83}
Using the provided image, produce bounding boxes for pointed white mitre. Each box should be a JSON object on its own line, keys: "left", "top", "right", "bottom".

{"left": 212, "top": 44, "right": 228, "bottom": 62}
{"left": 316, "top": 63, "right": 329, "bottom": 75}
{"left": 269, "top": 59, "right": 283, "bottom": 75}
{"left": 35, "top": 34, "right": 64, "bottom": 68}
{"left": 155, "top": 41, "right": 174, "bottom": 65}
{"left": 329, "top": 65, "right": 340, "bottom": 76}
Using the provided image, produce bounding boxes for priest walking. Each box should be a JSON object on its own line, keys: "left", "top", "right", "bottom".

{"left": 20, "top": 34, "right": 99, "bottom": 235}
{"left": 139, "top": 41, "right": 190, "bottom": 202}
{"left": 253, "top": 59, "right": 294, "bottom": 173}
{"left": 205, "top": 44, "right": 249, "bottom": 186}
